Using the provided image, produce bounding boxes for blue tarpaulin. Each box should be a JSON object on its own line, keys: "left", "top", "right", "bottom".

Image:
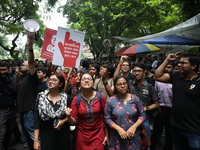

{"left": 142, "top": 35, "right": 200, "bottom": 45}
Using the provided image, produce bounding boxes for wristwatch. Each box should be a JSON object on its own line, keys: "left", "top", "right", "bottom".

{"left": 146, "top": 106, "right": 150, "bottom": 111}
{"left": 103, "top": 82, "right": 108, "bottom": 86}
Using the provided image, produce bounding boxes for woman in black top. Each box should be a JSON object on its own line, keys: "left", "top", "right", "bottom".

{"left": 34, "top": 74, "right": 70, "bottom": 150}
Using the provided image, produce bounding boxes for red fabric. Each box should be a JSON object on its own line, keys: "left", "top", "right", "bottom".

{"left": 58, "top": 72, "right": 66, "bottom": 80}
{"left": 70, "top": 76, "right": 76, "bottom": 85}
{"left": 71, "top": 93, "right": 106, "bottom": 150}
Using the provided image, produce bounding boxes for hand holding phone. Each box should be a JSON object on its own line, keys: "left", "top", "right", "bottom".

{"left": 53, "top": 119, "right": 58, "bottom": 127}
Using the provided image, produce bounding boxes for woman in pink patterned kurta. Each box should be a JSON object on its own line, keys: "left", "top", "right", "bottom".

{"left": 105, "top": 75, "right": 146, "bottom": 150}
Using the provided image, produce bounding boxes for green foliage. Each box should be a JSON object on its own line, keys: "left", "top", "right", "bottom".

{"left": 0, "top": 0, "right": 56, "bottom": 58}
{"left": 171, "top": 0, "right": 200, "bottom": 19}
{"left": 62, "top": 0, "right": 183, "bottom": 60}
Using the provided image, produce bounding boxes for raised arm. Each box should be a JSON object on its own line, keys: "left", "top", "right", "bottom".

{"left": 154, "top": 53, "right": 177, "bottom": 83}
{"left": 27, "top": 32, "right": 36, "bottom": 75}
{"left": 113, "top": 56, "right": 128, "bottom": 78}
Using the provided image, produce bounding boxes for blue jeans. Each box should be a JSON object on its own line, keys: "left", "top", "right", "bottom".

{"left": 171, "top": 124, "right": 200, "bottom": 150}
{"left": 20, "top": 111, "right": 34, "bottom": 150}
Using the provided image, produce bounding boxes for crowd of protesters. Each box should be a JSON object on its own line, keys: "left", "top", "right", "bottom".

{"left": 1, "top": 38, "right": 200, "bottom": 150}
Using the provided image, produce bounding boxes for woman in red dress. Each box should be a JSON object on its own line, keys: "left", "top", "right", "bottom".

{"left": 66, "top": 73, "right": 108, "bottom": 150}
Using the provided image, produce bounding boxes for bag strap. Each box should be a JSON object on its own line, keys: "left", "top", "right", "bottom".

{"left": 76, "top": 91, "right": 102, "bottom": 108}
{"left": 76, "top": 93, "right": 82, "bottom": 108}
{"left": 147, "top": 83, "right": 153, "bottom": 103}
{"left": 133, "top": 95, "right": 139, "bottom": 117}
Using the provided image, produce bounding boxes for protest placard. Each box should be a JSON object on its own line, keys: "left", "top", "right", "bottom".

{"left": 40, "top": 28, "right": 57, "bottom": 60}
{"left": 52, "top": 27, "right": 85, "bottom": 68}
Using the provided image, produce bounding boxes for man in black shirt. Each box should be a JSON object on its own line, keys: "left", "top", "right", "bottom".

{"left": 13, "top": 33, "right": 38, "bottom": 150}
{"left": 154, "top": 53, "right": 200, "bottom": 150}
{"left": 0, "top": 61, "right": 17, "bottom": 150}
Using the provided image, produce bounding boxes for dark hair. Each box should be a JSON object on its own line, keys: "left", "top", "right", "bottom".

{"left": 76, "top": 70, "right": 84, "bottom": 81}
{"left": 50, "top": 73, "right": 65, "bottom": 91}
{"left": 158, "top": 53, "right": 164, "bottom": 57}
{"left": 113, "top": 75, "right": 129, "bottom": 95}
{"left": 168, "top": 62, "right": 175, "bottom": 67}
{"left": 54, "top": 66, "right": 62, "bottom": 72}
{"left": 181, "top": 53, "right": 200, "bottom": 73}
{"left": 37, "top": 67, "right": 47, "bottom": 75}
{"left": 103, "top": 64, "right": 115, "bottom": 78}
{"left": 82, "top": 59, "right": 90, "bottom": 68}
{"left": 0, "top": 61, "right": 9, "bottom": 69}
{"left": 90, "top": 63, "right": 100, "bottom": 73}
{"left": 132, "top": 62, "right": 147, "bottom": 71}
{"left": 137, "top": 57, "right": 143, "bottom": 62}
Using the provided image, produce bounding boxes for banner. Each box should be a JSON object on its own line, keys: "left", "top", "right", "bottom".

{"left": 52, "top": 27, "right": 85, "bottom": 68}
{"left": 40, "top": 28, "right": 57, "bottom": 61}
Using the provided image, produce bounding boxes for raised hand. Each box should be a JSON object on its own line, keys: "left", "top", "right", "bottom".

{"left": 166, "top": 52, "right": 180, "bottom": 62}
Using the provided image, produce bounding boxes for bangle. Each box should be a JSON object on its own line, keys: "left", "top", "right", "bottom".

{"left": 146, "top": 106, "right": 150, "bottom": 111}
{"left": 119, "top": 61, "right": 123, "bottom": 67}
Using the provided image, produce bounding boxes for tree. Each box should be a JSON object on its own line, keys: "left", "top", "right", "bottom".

{"left": 0, "top": 0, "right": 60, "bottom": 58}
{"left": 0, "top": 35, "right": 9, "bottom": 59}
{"left": 62, "top": 0, "right": 183, "bottom": 60}
{"left": 171, "top": 0, "right": 200, "bottom": 19}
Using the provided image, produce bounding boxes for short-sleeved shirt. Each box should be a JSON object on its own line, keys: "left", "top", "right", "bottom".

{"left": 93, "top": 78, "right": 114, "bottom": 100}
{"left": 169, "top": 72, "right": 200, "bottom": 135}
{"left": 129, "top": 79, "right": 158, "bottom": 107}
{"left": 17, "top": 72, "right": 39, "bottom": 112}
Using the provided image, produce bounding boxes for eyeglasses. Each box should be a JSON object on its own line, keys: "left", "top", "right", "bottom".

{"left": 133, "top": 70, "right": 143, "bottom": 73}
{"left": 116, "top": 82, "right": 128, "bottom": 86}
{"left": 48, "top": 78, "right": 58, "bottom": 83}
{"left": 122, "top": 64, "right": 129, "bottom": 67}
{"left": 81, "top": 77, "right": 93, "bottom": 81}
{"left": 178, "top": 61, "right": 190, "bottom": 65}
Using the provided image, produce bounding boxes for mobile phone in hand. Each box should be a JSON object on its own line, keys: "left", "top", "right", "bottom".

{"left": 53, "top": 119, "right": 58, "bottom": 127}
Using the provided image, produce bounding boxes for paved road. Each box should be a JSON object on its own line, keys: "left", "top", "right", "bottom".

{"left": 9, "top": 136, "right": 28, "bottom": 150}
{"left": 9, "top": 136, "right": 172, "bottom": 150}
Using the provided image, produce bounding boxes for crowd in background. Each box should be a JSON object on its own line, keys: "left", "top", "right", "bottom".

{"left": 1, "top": 44, "right": 200, "bottom": 150}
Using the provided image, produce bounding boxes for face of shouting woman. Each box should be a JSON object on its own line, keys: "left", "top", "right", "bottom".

{"left": 48, "top": 75, "right": 63, "bottom": 90}
{"left": 80, "top": 73, "right": 94, "bottom": 89}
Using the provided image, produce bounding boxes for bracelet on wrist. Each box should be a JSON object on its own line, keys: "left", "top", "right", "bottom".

{"left": 146, "top": 106, "right": 150, "bottom": 111}
{"left": 119, "top": 61, "right": 123, "bottom": 67}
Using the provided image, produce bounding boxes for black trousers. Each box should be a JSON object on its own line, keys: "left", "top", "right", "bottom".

{"left": 150, "top": 106, "right": 173, "bottom": 150}
{"left": 0, "top": 107, "right": 16, "bottom": 150}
